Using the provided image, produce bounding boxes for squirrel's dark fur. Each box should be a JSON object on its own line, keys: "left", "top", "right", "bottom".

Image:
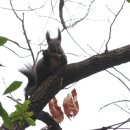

{"left": 20, "top": 29, "right": 67, "bottom": 99}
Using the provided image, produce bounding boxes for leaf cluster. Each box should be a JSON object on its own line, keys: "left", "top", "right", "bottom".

{"left": 0, "top": 100, "right": 35, "bottom": 129}
{"left": 0, "top": 81, "right": 35, "bottom": 129}
{"left": 10, "top": 100, "right": 35, "bottom": 127}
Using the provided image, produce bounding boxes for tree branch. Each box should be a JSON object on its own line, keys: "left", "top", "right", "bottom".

{"left": 37, "top": 111, "right": 62, "bottom": 130}
{"left": 61, "top": 44, "right": 130, "bottom": 87}
{"left": 29, "top": 44, "right": 130, "bottom": 121}
{"left": 10, "top": 0, "right": 35, "bottom": 64}
{"left": 2, "top": 44, "right": 130, "bottom": 130}
{"left": 27, "top": 44, "right": 130, "bottom": 129}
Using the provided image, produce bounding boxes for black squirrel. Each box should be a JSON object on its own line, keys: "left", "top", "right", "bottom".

{"left": 20, "top": 29, "right": 67, "bottom": 99}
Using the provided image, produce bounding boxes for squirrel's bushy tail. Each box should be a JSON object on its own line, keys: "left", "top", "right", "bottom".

{"left": 19, "top": 64, "right": 35, "bottom": 86}
{"left": 19, "top": 64, "right": 35, "bottom": 99}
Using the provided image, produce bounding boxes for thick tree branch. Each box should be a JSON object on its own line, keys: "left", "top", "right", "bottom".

{"left": 27, "top": 44, "right": 130, "bottom": 129}
{"left": 37, "top": 111, "right": 62, "bottom": 130}
{"left": 61, "top": 44, "right": 130, "bottom": 87}
{"left": 29, "top": 44, "right": 130, "bottom": 113}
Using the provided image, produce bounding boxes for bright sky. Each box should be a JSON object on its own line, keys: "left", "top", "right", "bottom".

{"left": 0, "top": 0, "right": 130, "bottom": 130}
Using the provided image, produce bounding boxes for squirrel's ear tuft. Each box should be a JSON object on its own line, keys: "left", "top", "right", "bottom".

{"left": 58, "top": 28, "right": 61, "bottom": 42}
{"left": 46, "top": 31, "right": 51, "bottom": 44}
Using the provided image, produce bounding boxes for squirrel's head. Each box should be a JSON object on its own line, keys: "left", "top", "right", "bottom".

{"left": 46, "top": 28, "right": 62, "bottom": 53}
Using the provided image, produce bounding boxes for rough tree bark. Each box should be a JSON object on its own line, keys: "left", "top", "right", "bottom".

{"left": 1, "top": 44, "right": 130, "bottom": 130}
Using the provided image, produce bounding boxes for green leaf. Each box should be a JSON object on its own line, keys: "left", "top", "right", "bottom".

{"left": 15, "top": 104, "right": 23, "bottom": 113}
{"left": 0, "top": 102, "right": 12, "bottom": 128}
{"left": 10, "top": 104, "right": 23, "bottom": 123}
{"left": 3, "top": 81, "right": 22, "bottom": 95}
{"left": 24, "top": 112, "right": 33, "bottom": 118}
{"left": 0, "top": 36, "right": 8, "bottom": 46}
{"left": 22, "top": 100, "right": 30, "bottom": 112}
{"left": 10, "top": 111, "right": 21, "bottom": 122}
{"left": 127, "top": 0, "right": 130, "bottom": 3}
{"left": 25, "top": 117, "right": 36, "bottom": 126}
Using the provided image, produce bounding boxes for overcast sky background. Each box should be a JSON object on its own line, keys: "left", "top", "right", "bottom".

{"left": 0, "top": 0, "right": 130, "bottom": 130}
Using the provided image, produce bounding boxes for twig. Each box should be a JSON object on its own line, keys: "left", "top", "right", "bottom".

{"left": 0, "top": 0, "right": 48, "bottom": 12}
{"left": 3, "top": 45, "right": 30, "bottom": 58}
{"left": 106, "top": 69, "right": 130, "bottom": 92}
{"left": 64, "top": 5, "right": 73, "bottom": 26}
{"left": 2, "top": 77, "right": 21, "bottom": 105}
{"left": 99, "top": 100, "right": 130, "bottom": 111}
{"left": 87, "top": 44, "right": 97, "bottom": 54}
{"left": 66, "top": 0, "right": 87, "bottom": 7}
{"left": 2, "top": 77, "right": 7, "bottom": 88}
{"left": 30, "top": 0, "right": 59, "bottom": 46}
{"left": 60, "top": 0, "right": 96, "bottom": 29}
{"left": 59, "top": 0, "right": 93, "bottom": 56}
{"left": 67, "top": 0, "right": 96, "bottom": 28}
{"left": 113, "top": 67, "right": 130, "bottom": 82}
{"left": 28, "top": 0, "right": 48, "bottom": 11}
{"left": 10, "top": 0, "right": 22, "bottom": 21}
{"left": 114, "top": 104, "right": 130, "bottom": 115}
{"left": 66, "top": 30, "right": 90, "bottom": 56}
{"left": 22, "top": 13, "right": 35, "bottom": 63}
{"left": 50, "top": 0, "right": 54, "bottom": 14}
{"left": 8, "top": 39, "right": 29, "bottom": 50}
{"left": 87, "top": 44, "right": 130, "bottom": 92}
{"left": 10, "top": 0, "right": 35, "bottom": 64}
{"left": 59, "top": 0, "right": 90, "bottom": 55}
{"left": 113, "top": 118, "right": 130, "bottom": 130}
{"left": 7, "top": 96, "right": 22, "bottom": 105}
{"left": 99, "top": 40, "right": 105, "bottom": 53}
{"left": 34, "top": 15, "right": 61, "bottom": 23}
{"left": 105, "top": 0, "right": 125, "bottom": 52}
{"left": 91, "top": 118, "right": 130, "bottom": 130}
